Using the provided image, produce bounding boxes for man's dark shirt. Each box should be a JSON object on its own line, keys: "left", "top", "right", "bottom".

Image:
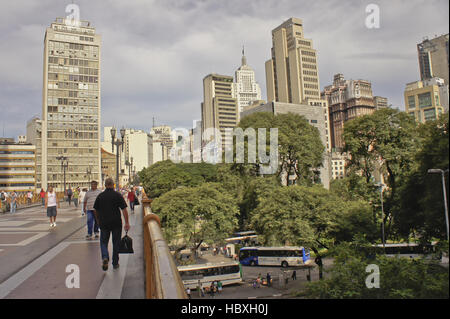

{"left": 93, "top": 188, "right": 127, "bottom": 228}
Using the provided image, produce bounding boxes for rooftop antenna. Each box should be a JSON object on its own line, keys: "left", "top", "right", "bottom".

{"left": 152, "top": 117, "right": 155, "bottom": 128}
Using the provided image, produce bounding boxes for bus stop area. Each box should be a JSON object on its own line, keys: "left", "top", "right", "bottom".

{"left": 188, "top": 248, "right": 332, "bottom": 299}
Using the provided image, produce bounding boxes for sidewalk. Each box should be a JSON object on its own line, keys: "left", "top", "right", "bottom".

{"left": 0, "top": 200, "right": 144, "bottom": 299}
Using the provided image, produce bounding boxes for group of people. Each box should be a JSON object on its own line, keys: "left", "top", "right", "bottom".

{"left": 0, "top": 190, "right": 37, "bottom": 213}
{"left": 36, "top": 181, "right": 138, "bottom": 271}
{"left": 187, "top": 280, "right": 223, "bottom": 299}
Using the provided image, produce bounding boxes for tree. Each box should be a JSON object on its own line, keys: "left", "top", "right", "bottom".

{"left": 395, "top": 114, "right": 449, "bottom": 240}
{"left": 303, "top": 242, "right": 449, "bottom": 299}
{"left": 138, "top": 161, "right": 218, "bottom": 198}
{"left": 248, "top": 185, "right": 377, "bottom": 277}
{"left": 237, "top": 112, "right": 324, "bottom": 186}
{"left": 151, "top": 183, "right": 239, "bottom": 261}
{"left": 343, "top": 108, "right": 418, "bottom": 237}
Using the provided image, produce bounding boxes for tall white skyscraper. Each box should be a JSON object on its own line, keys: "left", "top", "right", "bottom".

{"left": 40, "top": 17, "right": 101, "bottom": 191}
{"left": 233, "top": 48, "right": 262, "bottom": 119}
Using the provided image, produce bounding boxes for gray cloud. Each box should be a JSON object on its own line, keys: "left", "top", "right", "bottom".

{"left": 0, "top": 0, "right": 448, "bottom": 139}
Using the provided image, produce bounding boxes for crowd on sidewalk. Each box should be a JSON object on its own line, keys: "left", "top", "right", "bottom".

{"left": 0, "top": 190, "right": 41, "bottom": 213}
{"left": 2, "top": 181, "right": 142, "bottom": 273}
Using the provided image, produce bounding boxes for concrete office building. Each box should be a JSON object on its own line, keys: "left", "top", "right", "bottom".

{"left": 233, "top": 50, "right": 262, "bottom": 119}
{"left": 322, "top": 74, "right": 376, "bottom": 151}
{"left": 150, "top": 125, "right": 174, "bottom": 163}
{"left": 264, "top": 18, "right": 331, "bottom": 152}
{"left": 103, "top": 126, "right": 154, "bottom": 180}
{"left": 41, "top": 17, "right": 101, "bottom": 191}
{"left": 0, "top": 138, "right": 36, "bottom": 192}
{"left": 374, "top": 96, "right": 389, "bottom": 110}
{"left": 265, "top": 18, "right": 321, "bottom": 104}
{"left": 100, "top": 147, "right": 116, "bottom": 186}
{"left": 404, "top": 77, "right": 446, "bottom": 123}
{"left": 241, "top": 102, "right": 331, "bottom": 189}
{"left": 201, "top": 74, "right": 239, "bottom": 150}
{"left": 331, "top": 152, "right": 348, "bottom": 180}
{"left": 418, "top": 34, "right": 449, "bottom": 85}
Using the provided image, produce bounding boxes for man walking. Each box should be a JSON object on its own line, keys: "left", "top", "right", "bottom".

{"left": 83, "top": 181, "right": 101, "bottom": 239}
{"left": 67, "top": 187, "right": 73, "bottom": 206}
{"left": 93, "top": 178, "right": 130, "bottom": 271}
{"left": 45, "top": 186, "right": 59, "bottom": 227}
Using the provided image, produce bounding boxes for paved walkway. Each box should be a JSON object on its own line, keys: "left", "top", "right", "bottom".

{"left": 0, "top": 200, "right": 144, "bottom": 299}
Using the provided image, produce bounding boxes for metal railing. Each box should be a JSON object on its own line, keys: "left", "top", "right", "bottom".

{"left": 142, "top": 191, "right": 187, "bottom": 299}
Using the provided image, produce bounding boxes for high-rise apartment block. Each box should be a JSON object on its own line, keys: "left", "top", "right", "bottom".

{"left": 264, "top": 18, "right": 331, "bottom": 152}
{"left": 322, "top": 74, "right": 376, "bottom": 151}
{"left": 201, "top": 74, "right": 239, "bottom": 149}
{"left": 233, "top": 51, "right": 262, "bottom": 118}
{"left": 265, "top": 18, "right": 321, "bottom": 104}
{"left": 404, "top": 77, "right": 446, "bottom": 123}
{"left": 417, "top": 34, "right": 449, "bottom": 85}
{"left": 0, "top": 138, "right": 36, "bottom": 192}
{"left": 40, "top": 18, "right": 101, "bottom": 191}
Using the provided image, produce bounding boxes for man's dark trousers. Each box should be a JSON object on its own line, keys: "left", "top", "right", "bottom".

{"left": 100, "top": 224, "right": 122, "bottom": 266}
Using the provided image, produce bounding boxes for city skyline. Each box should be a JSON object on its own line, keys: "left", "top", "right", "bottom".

{"left": 0, "top": 0, "right": 449, "bottom": 139}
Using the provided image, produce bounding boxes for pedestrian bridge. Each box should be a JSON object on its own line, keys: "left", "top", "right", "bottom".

{"left": 0, "top": 191, "right": 187, "bottom": 299}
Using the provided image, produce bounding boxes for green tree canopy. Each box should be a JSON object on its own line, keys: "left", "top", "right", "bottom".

{"left": 395, "top": 114, "right": 449, "bottom": 239}
{"left": 138, "top": 160, "right": 219, "bottom": 198}
{"left": 237, "top": 112, "right": 324, "bottom": 185}
{"left": 151, "top": 182, "right": 239, "bottom": 254}
{"left": 303, "top": 242, "right": 449, "bottom": 299}
{"left": 248, "top": 185, "right": 377, "bottom": 249}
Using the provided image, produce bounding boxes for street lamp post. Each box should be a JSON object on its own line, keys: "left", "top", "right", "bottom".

{"left": 86, "top": 166, "right": 92, "bottom": 185}
{"left": 375, "top": 182, "right": 385, "bottom": 248}
{"left": 111, "top": 127, "right": 126, "bottom": 191}
{"left": 56, "top": 156, "right": 69, "bottom": 195}
{"left": 427, "top": 169, "right": 449, "bottom": 242}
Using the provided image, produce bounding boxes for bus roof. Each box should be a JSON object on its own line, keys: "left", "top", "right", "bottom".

{"left": 372, "top": 242, "right": 437, "bottom": 248}
{"left": 234, "top": 231, "right": 257, "bottom": 236}
{"left": 240, "top": 246, "right": 304, "bottom": 251}
{"left": 177, "top": 261, "right": 240, "bottom": 271}
{"left": 225, "top": 235, "right": 258, "bottom": 242}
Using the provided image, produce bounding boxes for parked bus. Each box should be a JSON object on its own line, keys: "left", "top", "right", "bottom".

{"left": 372, "top": 242, "right": 438, "bottom": 259}
{"left": 239, "top": 246, "right": 311, "bottom": 268}
{"left": 177, "top": 261, "right": 242, "bottom": 289}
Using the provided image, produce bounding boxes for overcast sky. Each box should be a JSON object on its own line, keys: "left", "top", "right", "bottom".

{"left": 0, "top": 0, "right": 448, "bottom": 139}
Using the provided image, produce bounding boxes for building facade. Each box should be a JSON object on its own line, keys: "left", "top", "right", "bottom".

{"left": 233, "top": 51, "right": 262, "bottom": 119}
{"left": 417, "top": 34, "right": 449, "bottom": 85}
{"left": 100, "top": 147, "right": 116, "bottom": 186}
{"left": 41, "top": 17, "right": 101, "bottom": 191}
{"left": 0, "top": 138, "right": 36, "bottom": 192}
{"left": 404, "top": 77, "right": 446, "bottom": 123}
{"left": 374, "top": 96, "right": 389, "bottom": 110}
{"left": 201, "top": 74, "right": 239, "bottom": 150}
{"left": 265, "top": 18, "right": 321, "bottom": 104}
{"left": 322, "top": 74, "right": 376, "bottom": 151}
{"left": 331, "top": 152, "right": 348, "bottom": 180}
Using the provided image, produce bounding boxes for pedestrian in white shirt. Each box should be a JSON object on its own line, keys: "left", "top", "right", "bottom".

{"left": 45, "top": 186, "right": 60, "bottom": 227}
{"left": 79, "top": 188, "right": 87, "bottom": 216}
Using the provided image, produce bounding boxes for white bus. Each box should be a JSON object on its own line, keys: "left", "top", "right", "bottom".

{"left": 372, "top": 242, "right": 438, "bottom": 259}
{"left": 239, "top": 246, "right": 311, "bottom": 268}
{"left": 177, "top": 261, "right": 242, "bottom": 289}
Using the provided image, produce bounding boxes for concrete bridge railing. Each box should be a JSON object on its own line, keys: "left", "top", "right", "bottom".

{"left": 141, "top": 191, "right": 187, "bottom": 299}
